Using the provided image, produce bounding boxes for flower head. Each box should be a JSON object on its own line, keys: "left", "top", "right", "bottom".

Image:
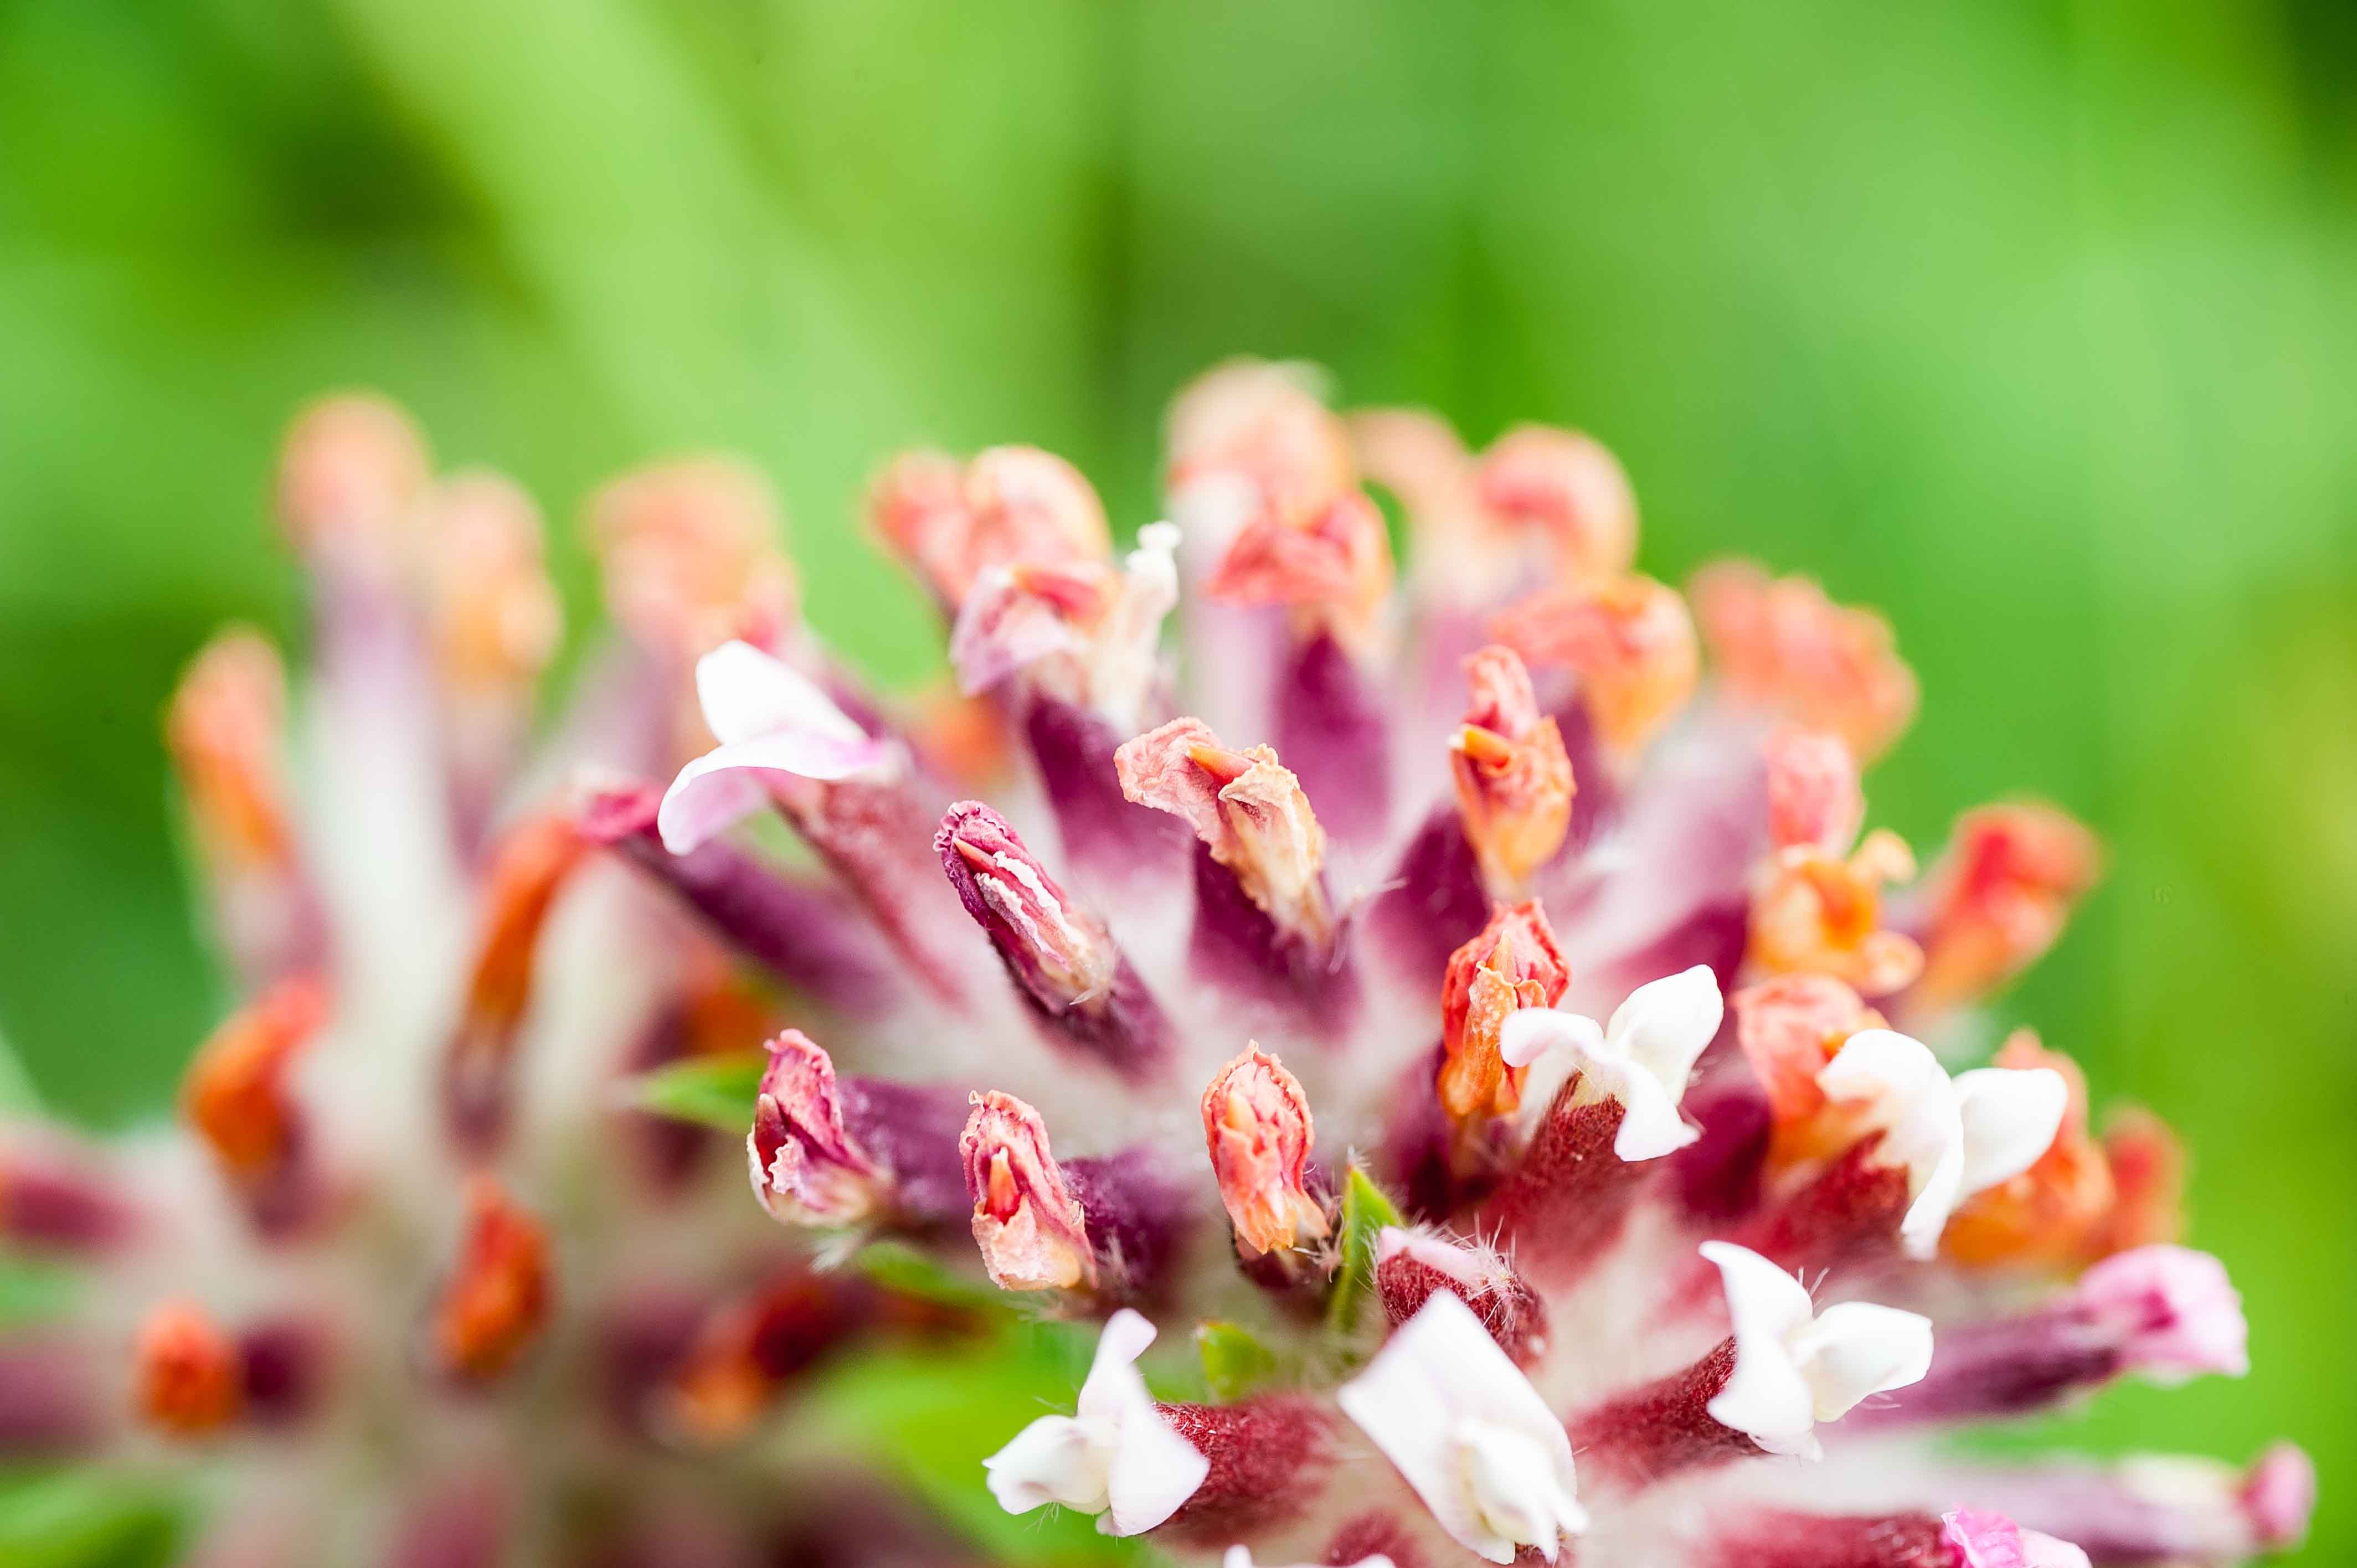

{"left": 5, "top": 375, "right": 2307, "bottom": 1568}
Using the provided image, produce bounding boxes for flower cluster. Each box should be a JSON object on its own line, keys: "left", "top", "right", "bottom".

{"left": 0, "top": 364, "right": 2314, "bottom": 1568}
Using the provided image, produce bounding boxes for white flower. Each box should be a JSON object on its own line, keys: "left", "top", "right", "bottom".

{"left": 1336, "top": 1291, "right": 1587, "bottom": 1564}
{"left": 656, "top": 641, "right": 896, "bottom": 853}
{"left": 1814, "top": 1028, "right": 2067, "bottom": 1258}
{"left": 1497, "top": 964, "right": 1724, "bottom": 1160}
{"left": 1700, "top": 1240, "right": 1933, "bottom": 1459}
{"left": 982, "top": 1308, "right": 1209, "bottom": 1536}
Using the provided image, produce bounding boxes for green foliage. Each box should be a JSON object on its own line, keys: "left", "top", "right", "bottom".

{"left": 1193, "top": 1319, "right": 1279, "bottom": 1402}
{"left": 0, "top": 1472, "right": 184, "bottom": 1568}
{"left": 1322, "top": 1164, "right": 1405, "bottom": 1343}
{"left": 620, "top": 1051, "right": 765, "bottom": 1133}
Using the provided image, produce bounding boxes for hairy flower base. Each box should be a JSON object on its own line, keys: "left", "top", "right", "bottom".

{"left": 0, "top": 367, "right": 2308, "bottom": 1568}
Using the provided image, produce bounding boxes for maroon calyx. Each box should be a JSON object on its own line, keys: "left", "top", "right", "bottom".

{"left": 936, "top": 801, "right": 1171, "bottom": 1080}
{"left": 1370, "top": 804, "right": 1494, "bottom": 987}
{"left": 1020, "top": 697, "right": 1191, "bottom": 888}
{"left": 1478, "top": 1076, "right": 1653, "bottom": 1283}
{"left": 1063, "top": 1149, "right": 1197, "bottom": 1311}
{"left": 1569, "top": 1338, "right": 1764, "bottom": 1492}
{"left": 1155, "top": 1396, "right": 1337, "bottom": 1546}
{"left": 1700, "top": 1511, "right": 1957, "bottom": 1568}
{"left": 1187, "top": 841, "right": 1361, "bottom": 1041}
{"left": 1273, "top": 629, "right": 1392, "bottom": 847}
{"left": 578, "top": 782, "right": 895, "bottom": 1013}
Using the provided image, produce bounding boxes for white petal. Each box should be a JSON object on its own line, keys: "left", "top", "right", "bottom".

{"left": 1953, "top": 1066, "right": 2068, "bottom": 1196}
{"left": 1497, "top": 1006, "right": 1604, "bottom": 1071}
{"left": 1102, "top": 1405, "right": 1211, "bottom": 1536}
{"left": 1816, "top": 1029, "right": 1965, "bottom": 1257}
{"left": 1074, "top": 1309, "right": 1208, "bottom": 1537}
{"left": 1460, "top": 1417, "right": 1589, "bottom": 1562}
{"left": 1699, "top": 1241, "right": 1820, "bottom": 1456}
{"left": 1605, "top": 964, "right": 1724, "bottom": 1091}
{"left": 694, "top": 639, "right": 868, "bottom": 747}
{"left": 656, "top": 730, "right": 895, "bottom": 853}
{"left": 1339, "top": 1292, "right": 1582, "bottom": 1565}
{"left": 1600, "top": 1055, "right": 1701, "bottom": 1162}
{"left": 1075, "top": 1308, "right": 1161, "bottom": 1423}
{"left": 1790, "top": 1300, "right": 1933, "bottom": 1422}
{"left": 984, "top": 1415, "right": 1108, "bottom": 1515}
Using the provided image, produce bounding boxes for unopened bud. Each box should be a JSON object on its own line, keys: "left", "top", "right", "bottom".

{"left": 274, "top": 392, "right": 430, "bottom": 566}
{"left": 1912, "top": 802, "right": 2102, "bottom": 1010}
{"left": 2085, "top": 1107, "right": 2186, "bottom": 1259}
{"left": 1165, "top": 359, "right": 1355, "bottom": 534}
{"left": 1762, "top": 727, "right": 1862, "bottom": 854}
{"left": 871, "top": 445, "right": 1110, "bottom": 611}
{"left": 960, "top": 1092, "right": 1095, "bottom": 1292}
{"left": 938, "top": 803, "right": 1116, "bottom": 1009}
{"left": 1691, "top": 559, "right": 1919, "bottom": 763}
{"left": 1202, "top": 1045, "right": 1329, "bottom": 1257}
{"left": 1471, "top": 424, "right": 1639, "bottom": 585}
{"left": 1748, "top": 831, "right": 1923, "bottom": 996}
{"left": 588, "top": 456, "right": 796, "bottom": 665}
{"left": 1731, "top": 973, "right": 1881, "bottom": 1126}
{"left": 1944, "top": 1032, "right": 2114, "bottom": 1267}
{"left": 1205, "top": 491, "right": 1394, "bottom": 641}
{"left": 747, "top": 1030, "right": 886, "bottom": 1228}
{"left": 1116, "top": 719, "right": 1333, "bottom": 951}
{"left": 1438, "top": 902, "right": 1569, "bottom": 1124}
{"left": 182, "top": 975, "right": 331, "bottom": 1206}
{"left": 429, "top": 1177, "right": 553, "bottom": 1384}
{"left": 1491, "top": 574, "right": 1698, "bottom": 758}
{"left": 417, "top": 471, "right": 562, "bottom": 695}
{"left": 1450, "top": 646, "right": 1573, "bottom": 894}
{"left": 136, "top": 1302, "right": 242, "bottom": 1439}
{"left": 444, "top": 810, "right": 593, "bottom": 1148}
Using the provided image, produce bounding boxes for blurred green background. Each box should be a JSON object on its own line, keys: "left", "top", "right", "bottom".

{"left": 1, "top": 0, "right": 2350, "bottom": 1560}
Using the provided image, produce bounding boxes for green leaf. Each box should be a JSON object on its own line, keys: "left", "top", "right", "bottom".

{"left": 800, "top": 1324, "right": 1138, "bottom": 1567}
{"left": 620, "top": 1051, "right": 764, "bottom": 1132}
{"left": 0, "top": 1470, "right": 186, "bottom": 1568}
{"left": 1322, "top": 1164, "right": 1404, "bottom": 1341}
{"left": 0, "top": 1026, "right": 42, "bottom": 1116}
{"left": 0, "top": 1258, "right": 76, "bottom": 1329}
{"left": 853, "top": 1241, "right": 1007, "bottom": 1317}
{"left": 1194, "top": 1319, "right": 1278, "bottom": 1402}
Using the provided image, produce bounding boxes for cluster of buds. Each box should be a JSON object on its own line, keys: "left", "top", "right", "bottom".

{"left": 0, "top": 366, "right": 2312, "bottom": 1568}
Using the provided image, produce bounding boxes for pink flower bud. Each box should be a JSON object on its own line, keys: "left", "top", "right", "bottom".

{"left": 1491, "top": 573, "right": 1698, "bottom": 758}
{"left": 1118, "top": 719, "right": 1334, "bottom": 951}
{"left": 1471, "top": 424, "right": 1639, "bottom": 585}
{"left": 747, "top": 1031, "right": 887, "bottom": 1227}
{"left": 1202, "top": 1046, "right": 1329, "bottom": 1257}
{"left": 1763, "top": 726, "right": 1864, "bottom": 854}
{"left": 1451, "top": 647, "right": 1574, "bottom": 895}
{"left": 1438, "top": 902, "right": 1569, "bottom": 1123}
{"left": 1691, "top": 559, "right": 1919, "bottom": 764}
{"left": 960, "top": 1091, "right": 1095, "bottom": 1292}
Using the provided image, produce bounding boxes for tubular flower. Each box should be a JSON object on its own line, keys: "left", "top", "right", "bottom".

{"left": 1202, "top": 1045, "right": 1329, "bottom": 1258}
{"left": 1903, "top": 802, "right": 2104, "bottom": 1012}
{"left": 1436, "top": 902, "right": 1571, "bottom": 1126}
{"left": 1450, "top": 646, "right": 1574, "bottom": 895}
{"left": 1690, "top": 559, "right": 1920, "bottom": 763}
{"left": 1490, "top": 571, "right": 1699, "bottom": 759}
{"left": 1, "top": 374, "right": 2307, "bottom": 1568}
